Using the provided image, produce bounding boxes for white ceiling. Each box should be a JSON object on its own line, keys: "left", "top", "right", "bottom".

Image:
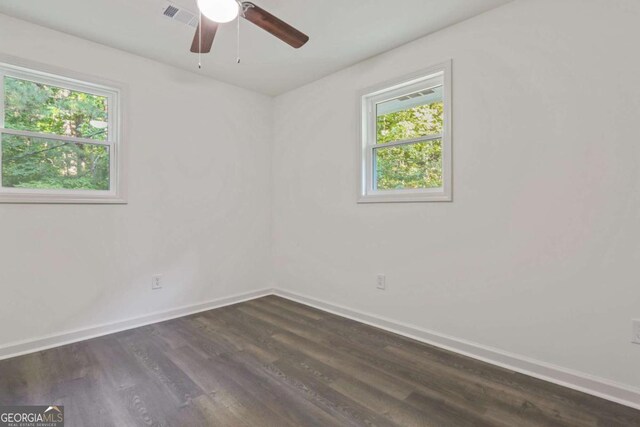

{"left": 0, "top": 0, "right": 512, "bottom": 95}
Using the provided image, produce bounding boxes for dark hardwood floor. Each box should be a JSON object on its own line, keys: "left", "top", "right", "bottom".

{"left": 0, "top": 296, "right": 638, "bottom": 426}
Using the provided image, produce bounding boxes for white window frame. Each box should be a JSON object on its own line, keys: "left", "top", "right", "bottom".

{"left": 0, "top": 58, "right": 126, "bottom": 204}
{"left": 358, "top": 60, "right": 452, "bottom": 203}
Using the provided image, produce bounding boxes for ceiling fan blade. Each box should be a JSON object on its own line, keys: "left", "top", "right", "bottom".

{"left": 190, "top": 16, "right": 219, "bottom": 53}
{"left": 241, "top": 2, "right": 309, "bottom": 49}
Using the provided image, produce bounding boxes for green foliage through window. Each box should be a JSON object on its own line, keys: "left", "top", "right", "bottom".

{"left": 375, "top": 97, "right": 443, "bottom": 190}
{"left": 2, "top": 135, "right": 110, "bottom": 190}
{"left": 2, "top": 76, "right": 111, "bottom": 191}
{"left": 374, "top": 139, "right": 442, "bottom": 190}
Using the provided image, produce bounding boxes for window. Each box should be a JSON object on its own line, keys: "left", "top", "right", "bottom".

{"left": 359, "top": 61, "right": 452, "bottom": 203}
{"left": 0, "top": 60, "right": 124, "bottom": 203}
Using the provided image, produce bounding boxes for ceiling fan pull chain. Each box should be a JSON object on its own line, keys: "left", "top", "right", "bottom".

{"left": 236, "top": 14, "right": 241, "bottom": 64}
{"left": 198, "top": 10, "right": 203, "bottom": 69}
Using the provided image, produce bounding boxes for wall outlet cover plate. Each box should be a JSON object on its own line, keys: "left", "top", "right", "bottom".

{"left": 152, "top": 274, "right": 163, "bottom": 290}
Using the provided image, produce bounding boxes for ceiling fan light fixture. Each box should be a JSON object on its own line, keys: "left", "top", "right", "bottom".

{"left": 197, "top": 0, "right": 238, "bottom": 23}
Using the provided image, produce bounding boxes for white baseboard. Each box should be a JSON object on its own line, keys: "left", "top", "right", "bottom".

{"left": 2, "top": 286, "right": 639, "bottom": 412}
{"left": 0, "top": 288, "right": 273, "bottom": 361}
{"left": 273, "top": 288, "right": 640, "bottom": 411}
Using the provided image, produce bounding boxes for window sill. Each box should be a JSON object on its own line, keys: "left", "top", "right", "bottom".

{"left": 358, "top": 191, "right": 452, "bottom": 204}
{"left": 0, "top": 194, "right": 127, "bottom": 204}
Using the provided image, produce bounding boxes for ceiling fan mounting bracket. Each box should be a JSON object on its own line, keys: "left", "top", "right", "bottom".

{"left": 239, "top": 1, "right": 254, "bottom": 17}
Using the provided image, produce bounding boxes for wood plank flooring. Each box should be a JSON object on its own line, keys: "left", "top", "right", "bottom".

{"left": 0, "top": 296, "right": 639, "bottom": 426}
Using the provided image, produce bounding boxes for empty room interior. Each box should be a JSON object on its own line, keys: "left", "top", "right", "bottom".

{"left": 1, "top": 0, "right": 640, "bottom": 425}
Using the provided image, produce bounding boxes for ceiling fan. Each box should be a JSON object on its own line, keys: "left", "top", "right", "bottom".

{"left": 190, "top": 0, "right": 309, "bottom": 56}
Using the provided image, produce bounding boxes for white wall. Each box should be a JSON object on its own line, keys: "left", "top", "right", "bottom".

{"left": 272, "top": 0, "right": 640, "bottom": 390}
{"left": 0, "top": 14, "right": 273, "bottom": 347}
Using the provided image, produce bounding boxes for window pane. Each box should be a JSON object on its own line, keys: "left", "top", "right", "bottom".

{"left": 376, "top": 85, "right": 443, "bottom": 145}
{"left": 374, "top": 140, "right": 442, "bottom": 190}
{"left": 1, "top": 134, "right": 110, "bottom": 190}
{"left": 3, "top": 76, "right": 109, "bottom": 141}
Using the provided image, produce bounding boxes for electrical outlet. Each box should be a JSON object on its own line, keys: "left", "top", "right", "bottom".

{"left": 376, "top": 274, "right": 386, "bottom": 290}
{"left": 152, "top": 274, "right": 163, "bottom": 290}
{"left": 633, "top": 320, "right": 640, "bottom": 345}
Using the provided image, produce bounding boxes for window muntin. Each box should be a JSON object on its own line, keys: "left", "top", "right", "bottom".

{"left": 0, "top": 61, "right": 123, "bottom": 203}
{"left": 359, "top": 62, "right": 451, "bottom": 202}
